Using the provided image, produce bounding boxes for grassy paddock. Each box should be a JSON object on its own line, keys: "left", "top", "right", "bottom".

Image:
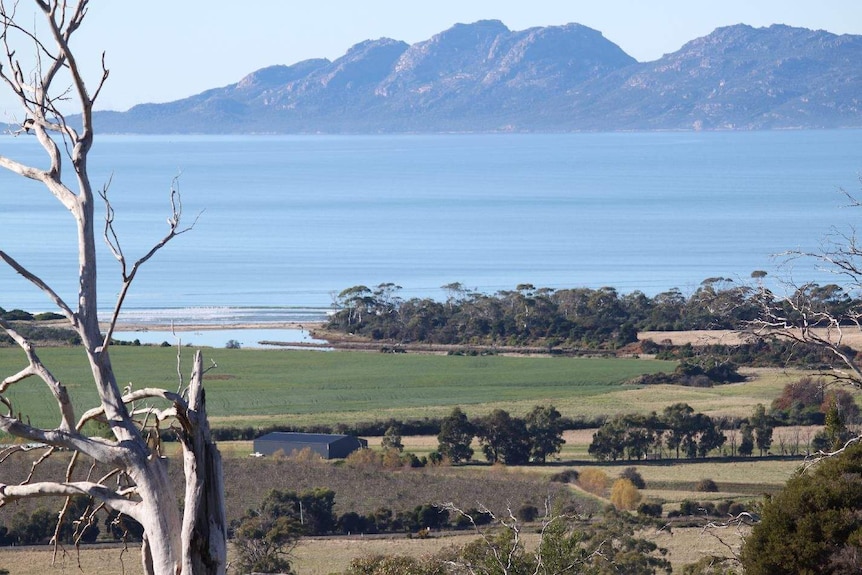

{"left": 0, "top": 347, "right": 806, "bottom": 431}
{"left": 0, "top": 347, "right": 676, "bottom": 429}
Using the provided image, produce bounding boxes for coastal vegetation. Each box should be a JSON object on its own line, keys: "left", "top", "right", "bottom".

{"left": 326, "top": 279, "right": 859, "bottom": 359}
{"left": 328, "top": 279, "right": 763, "bottom": 348}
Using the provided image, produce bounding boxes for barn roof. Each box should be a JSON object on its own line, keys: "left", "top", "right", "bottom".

{"left": 255, "top": 432, "right": 358, "bottom": 444}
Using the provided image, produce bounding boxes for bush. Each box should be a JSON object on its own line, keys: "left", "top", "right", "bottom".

{"left": 516, "top": 504, "right": 539, "bottom": 522}
{"left": 677, "top": 500, "right": 699, "bottom": 516}
{"left": 610, "top": 478, "right": 642, "bottom": 511}
{"left": 619, "top": 466, "right": 646, "bottom": 489}
{"left": 345, "top": 448, "right": 382, "bottom": 469}
{"left": 549, "top": 469, "right": 579, "bottom": 483}
{"left": 637, "top": 502, "right": 663, "bottom": 518}
{"left": 33, "top": 311, "right": 64, "bottom": 321}
{"left": 578, "top": 468, "right": 609, "bottom": 497}
{"left": 696, "top": 478, "right": 719, "bottom": 493}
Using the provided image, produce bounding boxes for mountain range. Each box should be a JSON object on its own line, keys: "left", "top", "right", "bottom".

{"left": 92, "top": 21, "right": 862, "bottom": 133}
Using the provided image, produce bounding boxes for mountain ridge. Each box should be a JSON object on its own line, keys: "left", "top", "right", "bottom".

{"left": 91, "top": 21, "right": 862, "bottom": 133}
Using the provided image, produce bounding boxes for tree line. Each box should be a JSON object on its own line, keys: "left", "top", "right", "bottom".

{"left": 326, "top": 278, "right": 860, "bottom": 349}
{"left": 434, "top": 405, "right": 565, "bottom": 465}
{"left": 589, "top": 387, "right": 862, "bottom": 462}
{"left": 589, "top": 403, "right": 774, "bottom": 461}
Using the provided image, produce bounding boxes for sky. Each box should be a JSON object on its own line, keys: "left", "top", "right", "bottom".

{"left": 0, "top": 1, "right": 861, "bottom": 114}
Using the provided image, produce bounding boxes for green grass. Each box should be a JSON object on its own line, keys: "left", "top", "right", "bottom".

{"left": 0, "top": 347, "right": 675, "bottom": 428}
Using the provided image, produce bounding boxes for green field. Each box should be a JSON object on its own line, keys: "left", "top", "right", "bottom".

{"left": 0, "top": 347, "right": 676, "bottom": 428}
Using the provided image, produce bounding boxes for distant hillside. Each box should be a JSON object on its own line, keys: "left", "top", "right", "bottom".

{"left": 91, "top": 21, "right": 862, "bottom": 134}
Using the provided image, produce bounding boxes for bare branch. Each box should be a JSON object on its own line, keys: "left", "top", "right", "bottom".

{"left": 0, "top": 480, "right": 139, "bottom": 518}
{"left": 0, "top": 250, "right": 76, "bottom": 322}
{"left": 100, "top": 178, "right": 200, "bottom": 350}
{"left": 0, "top": 317, "right": 76, "bottom": 430}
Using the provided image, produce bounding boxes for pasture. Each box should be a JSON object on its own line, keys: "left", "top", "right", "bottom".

{"left": 0, "top": 346, "right": 678, "bottom": 429}
{"left": 0, "top": 346, "right": 807, "bottom": 431}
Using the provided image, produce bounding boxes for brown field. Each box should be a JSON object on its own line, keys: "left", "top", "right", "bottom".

{"left": 639, "top": 327, "right": 862, "bottom": 351}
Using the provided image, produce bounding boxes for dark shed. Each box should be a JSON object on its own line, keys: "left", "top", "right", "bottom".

{"left": 253, "top": 432, "right": 367, "bottom": 459}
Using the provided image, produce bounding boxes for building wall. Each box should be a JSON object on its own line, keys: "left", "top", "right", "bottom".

{"left": 253, "top": 434, "right": 367, "bottom": 459}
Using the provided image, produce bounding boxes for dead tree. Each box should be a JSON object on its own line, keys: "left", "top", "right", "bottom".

{"left": 751, "top": 225, "right": 862, "bottom": 391}
{"left": 748, "top": 190, "right": 862, "bottom": 463}
{"left": 0, "top": 2, "right": 226, "bottom": 574}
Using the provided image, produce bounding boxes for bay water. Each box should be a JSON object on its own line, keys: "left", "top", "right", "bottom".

{"left": 2, "top": 131, "right": 862, "bottom": 336}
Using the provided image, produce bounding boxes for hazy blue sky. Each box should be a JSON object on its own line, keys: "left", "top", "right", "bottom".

{"left": 2, "top": 1, "right": 861, "bottom": 114}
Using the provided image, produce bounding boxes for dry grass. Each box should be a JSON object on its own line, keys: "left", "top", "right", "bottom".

{"left": 640, "top": 328, "right": 862, "bottom": 352}
{"left": 0, "top": 525, "right": 747, "bottom": 575}
{"left": 292, "top": 533, "right": 477, "bottom": 575}
{"left": 0, "top": 545, "right": 146, "bottom": 575}
{"left": 650, "top": 524, "right": 748, "bottom": 569}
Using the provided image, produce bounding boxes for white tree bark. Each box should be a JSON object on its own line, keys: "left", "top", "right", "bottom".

{"left": 0, "top": 2, "right": 226, "bottom": 574}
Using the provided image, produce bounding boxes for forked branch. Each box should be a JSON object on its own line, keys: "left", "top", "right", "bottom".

{"left": 100, "top": 177, "right": 201, "bottom": 348}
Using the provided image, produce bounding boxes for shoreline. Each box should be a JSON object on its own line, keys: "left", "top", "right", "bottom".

{"left": 103, "top": 320, "right": 325, "bottom": 332}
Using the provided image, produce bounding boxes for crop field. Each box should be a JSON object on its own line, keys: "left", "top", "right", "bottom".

{"left": 0, "top": 346, "right": 678, "bottom": 428}
{"left": 0, "top": 346, "right": 808, "bottom": 431}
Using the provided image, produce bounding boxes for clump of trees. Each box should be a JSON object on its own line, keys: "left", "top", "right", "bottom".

{"left": 589, "top": 403, "right": 727, "bottom": 461}
{"left": 770, "top": 376, "right": 860, "bottom": 426}
{"left": 328, "top": 278, "right": 764, "bottom": 348}
{"left": 327, "top": 280, "right": 862, "bottom": 374}
{"left": 436, "top": 405, "right": 565, "bottom": 465}
{"left": 588, "top": 403, "right": 781, "bottom": 461}
{"left": 232, "top": 488, "right": 337, "bottom": 574}
{"left": 630, "top": 358, "right": 744, "bottom": 387}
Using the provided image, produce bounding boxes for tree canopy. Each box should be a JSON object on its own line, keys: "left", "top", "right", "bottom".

{"left": 741, "top": 442, "right": 862, "bottom": 574}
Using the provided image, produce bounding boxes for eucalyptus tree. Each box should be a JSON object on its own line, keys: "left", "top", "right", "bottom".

{"left": 437, "top": 407, "right": 475, "bottom": 463}
{"left": 0, "top": 2, "right": 225, "bottom": 574}
{"left": 524, "top": 404, "right": 565, "bottom": 463}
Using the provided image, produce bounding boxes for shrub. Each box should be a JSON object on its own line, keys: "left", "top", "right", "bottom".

{"left": 619, "top": 466, "right": 646, "bottom": 489}
{"left": 696, "top": 478, "right": 719, "bottom": 493}
{"left": 345, "top": 448, "right": 382, "bottom": 469}
{"left": 681, "top": 556, "right": 741, "bottom": 575}
{"left": 549, "top": 469, "right": 579, "bottom": 483}
{"left": 33, "top": 311, "right": 64, "bottom": 321}
{"left": 427, "top": 451, "right": 444, "bottom": 465}
{"left": 678, "top": 500, "right": 699, "bottom": 516}
{"left": 610, "top": 478, "right": 642, "bottom": 511}
{"left": 345, "top": 554, "right": 447, "bottom": 575}
{"left": 578, "top": 468, "right": 609, "bottom": 497}
{"left": 516, "top": 504, "right": 539, "bottom": 522}
{"left": 2, "top": 309, "right": 33, "bottom": 321}
{"left": 289, "top": 447, "right": 324, "bottom": 464}
{"left": 637, "top": 502, "right": 663, "bottom": 518}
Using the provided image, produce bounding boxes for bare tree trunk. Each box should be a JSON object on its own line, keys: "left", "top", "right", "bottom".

{"left": 0, "top": 3, "right": 226, "bottom": 574}
{"left": 181, "top": 351, "right": 228, "bottom": 575}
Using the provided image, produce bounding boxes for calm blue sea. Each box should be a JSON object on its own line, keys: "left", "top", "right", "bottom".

{"left": 2, "top": 131, "right": 862, "bottom": 327}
